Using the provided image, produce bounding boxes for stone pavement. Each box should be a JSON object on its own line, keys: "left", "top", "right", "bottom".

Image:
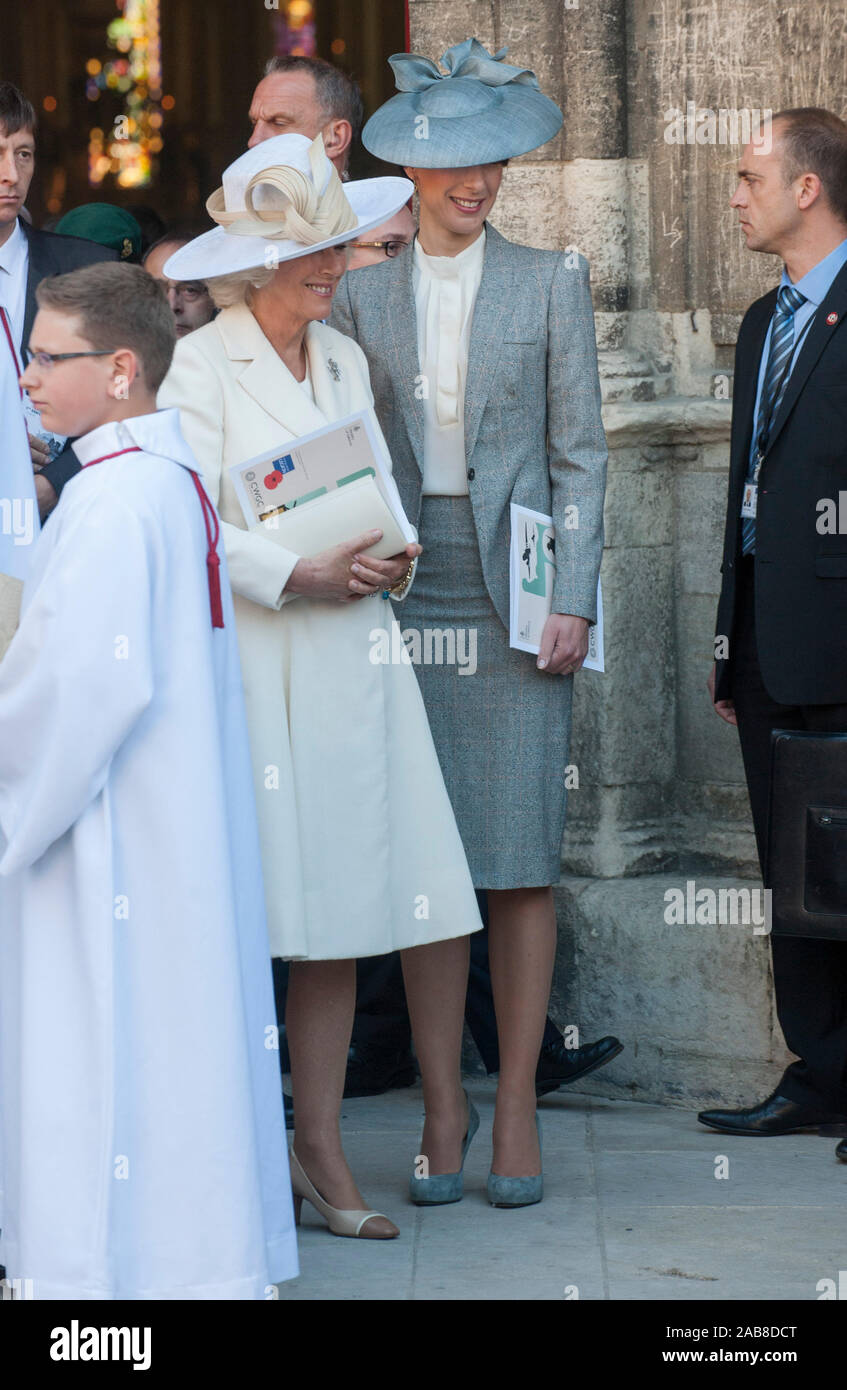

{"left": 277, "top": 1080, "right": 847, "bottom": 1301}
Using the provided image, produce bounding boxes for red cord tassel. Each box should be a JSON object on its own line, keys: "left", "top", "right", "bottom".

{"left": 190, "top": 470, "right": 224, "bottom": 629}
{"left": 206, "top": 548, "right": 224, "bottom": 629}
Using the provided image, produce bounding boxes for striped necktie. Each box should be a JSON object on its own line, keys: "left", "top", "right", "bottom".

{"left": 741, "top": 283, "right": 807, "bottom": 555}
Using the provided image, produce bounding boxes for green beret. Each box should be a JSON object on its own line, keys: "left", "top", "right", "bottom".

{"left": 55, "top": 203, "right": 143, "bottom": 261}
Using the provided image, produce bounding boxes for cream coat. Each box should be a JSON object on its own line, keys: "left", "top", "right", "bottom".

{"left": 159, "top": 304, "right": 481, "bottom": 960}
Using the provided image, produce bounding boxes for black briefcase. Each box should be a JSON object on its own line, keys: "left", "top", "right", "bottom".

{"left": 766, "top": 730, "right": 847, "bottom": 940}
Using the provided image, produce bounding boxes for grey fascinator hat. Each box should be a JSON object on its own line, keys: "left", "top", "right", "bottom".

{"left": 362, "top": 37, "right": 563, "bottom": 169}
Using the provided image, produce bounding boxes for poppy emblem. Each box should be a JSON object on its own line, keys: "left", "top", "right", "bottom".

{"left": 827, "top": 312, "right": 839, "bottom": 325}
{"left": 264, "top": 454, "right": 295, "bottom": 491}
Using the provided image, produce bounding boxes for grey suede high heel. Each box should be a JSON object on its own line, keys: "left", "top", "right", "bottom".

{"left": 409, "top": 1090, "right": 480, "bottom": 1206}
{"left": 487, "top": 1114, "right": 543, "bottom": 1208}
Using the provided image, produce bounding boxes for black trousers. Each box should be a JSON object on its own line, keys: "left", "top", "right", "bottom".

{"left": 274, "top": 891, "right": 560, "bottom": 1073}
{"left": 731, "top": 557, "right": 847, "bottom": 1112}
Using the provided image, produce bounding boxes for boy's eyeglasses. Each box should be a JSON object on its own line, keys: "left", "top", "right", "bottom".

{"left": 25, "top": 349, "right": 115, "bottom": 369}
{"left": 351, "top": 240, "right": 409, "bottom": 258}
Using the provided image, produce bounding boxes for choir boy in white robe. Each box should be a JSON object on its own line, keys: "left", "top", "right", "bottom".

{"left": 0, "top": 262, "right": 298, "bottom": 1299}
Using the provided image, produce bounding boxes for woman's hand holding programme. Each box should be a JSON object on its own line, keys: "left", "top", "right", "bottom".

{"left": 349, "top": 539, "right": 421, "bottom": 596}
{"left": 286, "top": 533, "right": 422, "bottom": 603}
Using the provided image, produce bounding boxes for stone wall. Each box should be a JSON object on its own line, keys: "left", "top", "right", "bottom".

{"left": 410, "top": 0, "right": 847, "bottom": 1104}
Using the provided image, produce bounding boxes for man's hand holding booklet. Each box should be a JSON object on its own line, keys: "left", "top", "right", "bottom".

{"left": 228, "top": 409, "right": 416, "bottom": 562}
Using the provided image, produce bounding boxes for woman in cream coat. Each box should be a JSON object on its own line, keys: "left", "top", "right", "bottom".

{"left": 159, "top": 134, "right": 482, "bottom": 1237}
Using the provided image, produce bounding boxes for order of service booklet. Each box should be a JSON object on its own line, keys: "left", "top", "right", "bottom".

{"left": 509, "top": 502, "right": 605, "bottom": 673}
{"left": 228, "top": 409, "right": 415, "bottom": 560}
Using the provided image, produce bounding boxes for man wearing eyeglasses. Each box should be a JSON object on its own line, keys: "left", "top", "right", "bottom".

{"left": 348, "top": 205, "right": 416, "bottom": 269}
{"left": 142, "top": 235, "right": 216, "bottom": 338}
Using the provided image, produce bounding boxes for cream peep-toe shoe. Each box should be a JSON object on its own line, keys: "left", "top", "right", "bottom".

{"left": 289, "top": 1149, "right": 399, "bottom": 1239}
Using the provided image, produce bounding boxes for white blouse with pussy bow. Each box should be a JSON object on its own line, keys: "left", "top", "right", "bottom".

{"left": 412, "top": 228, "right": 485, "bottom": 496}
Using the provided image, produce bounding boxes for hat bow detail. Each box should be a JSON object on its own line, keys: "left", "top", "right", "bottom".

{"left": 390, "top": 38, "right": 540, "bottom": 93}
{"left": 206, "top": 134, "right": 358, "bottom": 246}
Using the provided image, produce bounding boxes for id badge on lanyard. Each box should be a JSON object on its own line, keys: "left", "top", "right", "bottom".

{"left": 741, "top": 455, "right": 762, "bottom": 519}
{"left": 740, "top": 482, "right": 758, "bottom": 519}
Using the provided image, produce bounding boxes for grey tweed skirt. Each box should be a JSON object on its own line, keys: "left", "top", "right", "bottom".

{"left": 397, "top": 495, "right": 574, "bottom": 889}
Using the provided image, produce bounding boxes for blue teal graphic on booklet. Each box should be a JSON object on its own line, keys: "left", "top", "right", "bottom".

{"left": 509, "top": 502, "right": 605, "bottom": 673}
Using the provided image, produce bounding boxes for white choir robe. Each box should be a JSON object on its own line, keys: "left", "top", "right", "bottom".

{"left": 0, "top": 408, "right": 298, "bottom": 1299}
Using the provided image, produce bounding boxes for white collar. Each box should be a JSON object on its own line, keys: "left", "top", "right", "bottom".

{"left": 414, "top": 227, "right": 486, "bottom": 279}
{"left": 73, "top": 408, "right": 198, "bottom": 471}
{"left": 0, "top": 218, "right": 27, "bottom": 276}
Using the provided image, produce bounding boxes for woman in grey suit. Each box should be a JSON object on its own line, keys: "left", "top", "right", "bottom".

{"left": 332, "top": 39, "right": 607, "bottom": 1207}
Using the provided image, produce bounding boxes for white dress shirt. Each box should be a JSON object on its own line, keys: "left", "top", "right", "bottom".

{"left": 413, "top": 229, "right": 485, "bottom": 496}
{"left": 0, "top": 218, "right": 29, "bottom": 358}
{"left": 751, "top": 237, "right": 847, "bottom": 430}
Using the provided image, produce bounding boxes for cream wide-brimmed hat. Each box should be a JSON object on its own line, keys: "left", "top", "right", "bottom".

{"left": 163, "top": 133, "right": 413, "bottom": 281}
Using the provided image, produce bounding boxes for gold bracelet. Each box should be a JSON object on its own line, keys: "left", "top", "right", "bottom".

{"left": 388, "top": 561, "right": 415, "bottom": 598}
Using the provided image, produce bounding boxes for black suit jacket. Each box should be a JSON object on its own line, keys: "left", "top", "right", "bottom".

{"left": 20, "top": 219, "right": 118, "bottom": 354}
{"left": 19, "top": 220, "right": 118, "bottom": 501}
{"left": 714, "top": 257, "right": 847, "bottom": 706}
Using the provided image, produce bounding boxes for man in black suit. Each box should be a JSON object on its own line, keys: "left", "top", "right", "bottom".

{"left": 701, "top": 109, "right": 847, "bottom": 1156}
{"left": 0, "top": 82, "right": 116, "bottom": 522}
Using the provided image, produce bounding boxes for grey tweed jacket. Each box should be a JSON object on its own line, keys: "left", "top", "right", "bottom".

{"left": 330, "top": 222, "right": 607, "bottom": 628}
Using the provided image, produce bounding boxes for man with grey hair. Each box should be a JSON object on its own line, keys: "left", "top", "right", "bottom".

{"left": 248, "top": 57, "right": 412, "bottom": 268}
{"left": 248, "top": 55, "right": 363, "bottom": 176}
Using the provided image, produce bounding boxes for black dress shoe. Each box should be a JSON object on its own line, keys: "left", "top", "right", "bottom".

{"left": 343, "top": 1043, "right": 417, "bottom": 1099}
{"left": 697, "top": 1091, "right": 847, "bottom": 1136}
{"left": 837, "top": 1139, "right": 847, "bottom": 1161}
{"left": 535, "top": 1035, "right": 624, "bottom": 1098}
